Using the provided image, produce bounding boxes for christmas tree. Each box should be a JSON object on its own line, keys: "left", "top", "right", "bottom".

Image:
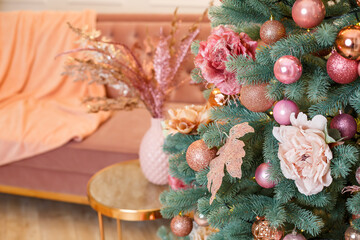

{"left": 158, "top": 0, "right": 360, "bottom": 239}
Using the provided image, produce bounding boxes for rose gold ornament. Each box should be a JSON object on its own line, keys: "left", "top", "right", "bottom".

{"left": 292, "top": 0, "right": 326, "bottom": 29}
{"left": 194, "top": 211, "right": 209, "bottom": 227}
{"left": 208, "top": 88, "right": 226, "bottom": 107}
{"left": 252, "top": 218, "right": 283, "bottom": 240}
{"left": 171, "top": 215, "right": 193, "bottom": 237}
{"left": 240, "top": 84, "right": 274, "bottom": 112}
{"left": 186, "top": 139, "right": 217, "bottom": 172}
{"left": 345, "top": 226, "right": 360, "bottom": 240}
{"left": 335, "top": 25, "right": 360, "bottom": 61}
{"left": 260, "top": 20, "right": 286, "bottom": 45}
{"left": 357, "top": 0, "right": 360, "bottom": 7}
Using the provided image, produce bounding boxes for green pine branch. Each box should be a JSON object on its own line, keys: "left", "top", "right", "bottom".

{"left": 168, "top": 153, "right": 196, "bottom": 184}
{"left": 308, "top": 81, "right": 360, "bottom": 117}
{"left": 284, "top": 203, "right": 324, "bottom": 236}
{"left": 163, "top": 133, "right": 200, "bottom": 154}
{"left": 226, "top": 55, "right": 274, "bottom": 85}
{"left": 331, "top": 145, "right": 360, "bottom": 179}
{"left": 160, "top": 187, "right": 207, "bottom": 218}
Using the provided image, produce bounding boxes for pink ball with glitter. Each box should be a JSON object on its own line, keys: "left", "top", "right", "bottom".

{"left": 255, "top": 163, "right": 277, "bottom": 188}
{"left": 327, "top": 51, "right": 359, "bottom": 84}
{"left": 292, "top": 0, "right": 326, "bottom": 29}
{"left": 358, "top": 62, "right": 360, "bottom": 76}
{"left": 283, "top": 232, "right": 307, "bottom": 240}
{"left": 274, "top": 55, "right": 303, "bottom": 84}
{"left": 273, "top": 100, "right": 299, "bottom": 125}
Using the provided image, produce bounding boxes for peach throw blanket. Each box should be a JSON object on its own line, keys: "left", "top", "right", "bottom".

{"left": 0, "top": 11, "right": 110, "bottom": 165}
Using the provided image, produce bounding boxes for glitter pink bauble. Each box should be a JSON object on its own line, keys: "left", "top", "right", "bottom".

{"left": 273, "top": 99, "right": 299, "bottom": 125}
{"left": 292, "top": 0, "right": 326, "bottom": 29}
{"left": 356, "top": 167, "right": 360, "bottom": 185}
{"left": 330, "top": 113, "right": 357, "bottom": 140}
{"left": 274, "top": 55, "right": 303, "bottom": 84}
{"left": 358, "top": 62, "right": 360, "bottom": 76}
{"left": 255, "top": 163, "right": 277, "bottom": 188}
{"left": 283, "top": 232, "right": 307, "bottom": 240}
{"left": 327, "top": 52, "right": 359, "bottom": 84}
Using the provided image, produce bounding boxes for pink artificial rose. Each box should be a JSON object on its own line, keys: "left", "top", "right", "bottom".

{"left": 195, "top": 26, "right": 257, "bottom": 95}
{"left": 272, "top": 112, "right": 333, "bottom": 196}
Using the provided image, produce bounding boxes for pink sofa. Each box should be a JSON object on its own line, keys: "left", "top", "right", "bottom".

{"left": 0, "top": 14, "right": 210, "bottom": 204}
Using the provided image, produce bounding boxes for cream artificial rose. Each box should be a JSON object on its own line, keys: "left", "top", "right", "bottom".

{"left": 164, "top": 105, "right": 210, "bottom": 134}
{"left": 272, "top": 112, "right": 333, "bottom": 195}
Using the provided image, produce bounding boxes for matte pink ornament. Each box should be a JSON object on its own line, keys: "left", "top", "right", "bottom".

{"left": 330, "top": 113, "right": 357, "bottom": 140}
{"left": 283, "top": 232, "right": 307, "bottom": 240}
{"left": 273, "top": 100, "right": 299, "bottom": 125}
{"left": 327, "top": 51, "right": 359, "bottom": 84}
{"left": 292, "top": 0, "right": 326, "bottom": 29}
{"left": 356, "top": 167, "right": 360, "bottom": 185}
{"left": 274, "top": 55, "right": 303, "bottom": 84}
{"left": 255, "top": 163, "right": 277, "bottom": 188}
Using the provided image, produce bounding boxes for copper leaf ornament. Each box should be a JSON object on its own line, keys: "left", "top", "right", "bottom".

{"left": 207, "top": 122, "right": 254, "bottom": 204}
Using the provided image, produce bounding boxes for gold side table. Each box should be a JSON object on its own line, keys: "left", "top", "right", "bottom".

{"left": 87, "top": 160, "right": 168, "bottom": 240}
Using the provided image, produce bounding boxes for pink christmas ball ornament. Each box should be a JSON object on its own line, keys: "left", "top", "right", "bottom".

{"left": 327, "top": 52, "right": 359, "bottom": 84}
{"left": 358, "top": 62, "right": 360, "bottom": 76}
{"left": 292, "top": 0, "right": 326, "bottom": 29}
{"left": 274, "top": 55, "right": 303, "bottom": 84}
{"left": 330, "top": 113, "right": 357, "bottom": 140}
{"left": 168, "top": 175, "right": 190, "bottom": 191}
{"left": 283, "top": 232, "right": 307, "bottom": 240}
{"left": 255, "top": 163, "right": 277, "bottom": 188}
{"left": 273, "top": 100, "right": 299, "bottom": 125}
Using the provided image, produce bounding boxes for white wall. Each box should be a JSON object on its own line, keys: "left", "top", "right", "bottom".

{"left": 0, "top": 0, "right": 221, "bottom": 13}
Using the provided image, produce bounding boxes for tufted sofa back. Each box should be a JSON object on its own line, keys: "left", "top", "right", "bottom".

{"left": 96, "top": 14, "right": 211, "bottom": 104}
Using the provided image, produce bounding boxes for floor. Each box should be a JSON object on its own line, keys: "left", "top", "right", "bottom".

{"left": 0, "top": 193, "right": 169, "bottom": 240}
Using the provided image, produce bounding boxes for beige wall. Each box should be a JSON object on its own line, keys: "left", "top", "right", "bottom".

{"left": 0, "top": 0, "right": 220, "bottom": 13}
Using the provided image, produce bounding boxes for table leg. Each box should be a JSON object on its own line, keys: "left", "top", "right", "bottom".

{"left": 116, "top": 219, "right": 122, "bottom": 240}
{"left": 98, "top": 212, "right": 105, "bottom": 240}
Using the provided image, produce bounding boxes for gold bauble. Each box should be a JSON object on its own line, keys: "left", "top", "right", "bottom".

{"left": 208, "top": 88, "right": 226, "bottom": 107}
{"left": 335, "top": 25, "right": 360, "bottom": 61}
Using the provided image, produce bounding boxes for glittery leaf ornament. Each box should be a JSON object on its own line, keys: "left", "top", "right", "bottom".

{"left": 207, "top": 122, "right": 254, "bottom": 204}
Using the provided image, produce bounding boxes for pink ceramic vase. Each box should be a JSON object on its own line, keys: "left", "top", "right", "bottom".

{"left": 139, "top": 118, "right": 169, "bottom": 185}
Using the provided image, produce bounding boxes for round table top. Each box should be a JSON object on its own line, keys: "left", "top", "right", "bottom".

{"left": 87, "top": 160, "right": 168, "bottom": 221}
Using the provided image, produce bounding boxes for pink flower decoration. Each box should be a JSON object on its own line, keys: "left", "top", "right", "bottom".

{"left": 272, "top": 112, "right": 333, "bottom": 196}
{"left": 195, "top": 26, "right": 257, "bottom": 95}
